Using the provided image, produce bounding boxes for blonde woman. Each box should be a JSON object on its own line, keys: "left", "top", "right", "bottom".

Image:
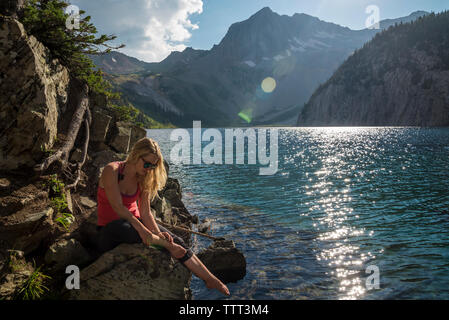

{"left": 96, "top": 137, "right": 229, "bottom": 296}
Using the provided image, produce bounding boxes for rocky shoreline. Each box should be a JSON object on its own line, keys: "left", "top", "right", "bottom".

{"left": 0, "top": 14, "right": 245, "bottom": 300}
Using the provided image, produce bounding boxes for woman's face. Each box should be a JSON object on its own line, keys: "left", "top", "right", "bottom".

{"left": 136, "top": 153, "right": 159, "bottom": 176}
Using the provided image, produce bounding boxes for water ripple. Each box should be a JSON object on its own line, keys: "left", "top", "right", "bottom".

{"left": 147, "top": 127, "right": 449, "bottom": 300}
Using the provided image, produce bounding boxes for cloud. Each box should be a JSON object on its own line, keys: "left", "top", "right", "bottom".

{"left": 70, "top": 0, "right": 203, "bottom": 62}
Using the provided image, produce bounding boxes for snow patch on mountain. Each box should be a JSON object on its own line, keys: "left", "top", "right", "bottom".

{"left": 243, "top": 60, "right": 256, "bottom": 67}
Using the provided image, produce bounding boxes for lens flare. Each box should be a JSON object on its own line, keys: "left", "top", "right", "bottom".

{"left": 261, "top": 77, "right": 276, "bottom": 93}
{"left": 238, "top": 108, "right": 253, "bottom": 123}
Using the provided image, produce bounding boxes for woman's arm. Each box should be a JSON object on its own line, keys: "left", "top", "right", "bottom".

{"left": 138, "top": 190, "right": 174, "bottom": 243}
{"left": 138, "top": 190, "right": 162, "bottom": 234}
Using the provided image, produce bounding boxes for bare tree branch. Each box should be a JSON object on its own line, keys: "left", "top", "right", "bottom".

{"left": 65, "top": 106, "right": 91, "bottom": 191}
{"left": 34, "top": 83, "right": 89, "bottom": 173}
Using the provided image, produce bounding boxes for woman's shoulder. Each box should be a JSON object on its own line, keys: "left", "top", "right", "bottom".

{"left": 103, "top": 161, "right": 122, "bottom": 174}
{"left": 107, "top": 161, "right": 122, "bottom": 169}
{"left": 99, "top": 161, "right": 122, "bottom": 187}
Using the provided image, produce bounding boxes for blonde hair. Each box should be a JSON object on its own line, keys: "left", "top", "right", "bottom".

{"left": 125, "top": 137, "right": 167, "bottom": 202}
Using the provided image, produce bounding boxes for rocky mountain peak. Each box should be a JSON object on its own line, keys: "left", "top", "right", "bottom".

{"left": 297, "top": 10, "right": 449, "bottom": 127}
{"left": 249, "top": 6, "right": 275, "bottom": 19}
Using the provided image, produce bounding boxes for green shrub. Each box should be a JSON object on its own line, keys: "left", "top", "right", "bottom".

{"left": 20, "top": 0, "right": 124, "bottom": 97}
{"left": 54, "top": 212, "right": 75, "bottom": 231}
{"left": 16, "top": 265, "right": 51, "bottom": 300}
{"left": 46, "top": 174, "right": 74, "bottom": 231}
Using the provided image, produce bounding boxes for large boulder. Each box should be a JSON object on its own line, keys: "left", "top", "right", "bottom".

{"left": 151, "top": 196, "right": 173, "bottom": 223}
{"left": 0, "top": 206, "right": 54, "bottom": 255}
{"left": 69, "top": 243, "right": 191, "bottom": 300}
{"left": 197, "top": 240, "right": 246, "bottom": 284}
{"left": 0, "top": 17, "right": 70, "bottom": 170}
{"left": 109, "top": 124, "right": 131, "bottom": 154}
{"left": 0, "top": 183, "right": 48, "bottom": 217}
{"left": 90, "top": 110, "right": 112, "bottom": 144}
{"left": 129, "top": 124, "right": 147, "bottom": 148}
{"left": 107, "top": 121, "right": 147, "bottom": 154}
{"left": 114, "top": 121, "right": 147, "bottom": 149}
{"left": 44, "top": 238, "right": 91, "bottom": 272}
{"left": 0, "top": 183, "right": 55, "bottom": 254}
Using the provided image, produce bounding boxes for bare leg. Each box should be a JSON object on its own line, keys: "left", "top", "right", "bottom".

{"left": 162, "top": 240, "right": 230, "bottom": 296}
{"left": 183, "top": 254, "right": 230, "bottom": 296}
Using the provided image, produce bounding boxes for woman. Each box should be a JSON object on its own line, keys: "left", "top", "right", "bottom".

{"left": 96, "top": 137, "right": 229, "bottom": 296}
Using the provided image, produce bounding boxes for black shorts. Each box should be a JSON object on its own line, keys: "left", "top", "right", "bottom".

{"left": 95, "top": 219, "right": 193, "bottom": 263}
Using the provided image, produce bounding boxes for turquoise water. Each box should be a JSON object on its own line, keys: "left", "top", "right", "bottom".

{"left": 146, "top": 127, "right": 449, "bottom": 300}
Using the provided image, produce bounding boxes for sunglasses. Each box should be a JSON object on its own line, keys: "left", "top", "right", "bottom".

{"left": 141, "top": 156, "right": 158, "bottom": 169}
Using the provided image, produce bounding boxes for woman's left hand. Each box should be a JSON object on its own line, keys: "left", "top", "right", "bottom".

{"left": 157, "top": 231, "right": 173, "bottom": 243}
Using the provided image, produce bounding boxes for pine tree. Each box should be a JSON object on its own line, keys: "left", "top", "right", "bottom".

{"left": 20, "top": 0, "right": 124, "bottom": 96}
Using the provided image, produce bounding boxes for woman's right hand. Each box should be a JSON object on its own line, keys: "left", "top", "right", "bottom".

{"left": 137, "top": 226, "right": 186, "bottom": 258}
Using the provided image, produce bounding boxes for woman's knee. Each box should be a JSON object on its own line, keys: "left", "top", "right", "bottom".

{"left": 96, "top": 219, "right": 140, "bottom": 252}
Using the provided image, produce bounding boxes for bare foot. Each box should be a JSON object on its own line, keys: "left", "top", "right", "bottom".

{"left": 205, "top": 276, "right": 230, "bottom": 296}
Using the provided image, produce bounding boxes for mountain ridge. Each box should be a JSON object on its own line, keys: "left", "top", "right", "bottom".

{"left": 296, "top": 10, "right": 449, "bottom": 127}
{"left": 89, "top": 8, "right": 430, "bottom": 127}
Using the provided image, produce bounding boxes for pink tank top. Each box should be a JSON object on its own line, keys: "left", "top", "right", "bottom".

{"left": 97, "top": 161, "right": 141, "bottom": 226}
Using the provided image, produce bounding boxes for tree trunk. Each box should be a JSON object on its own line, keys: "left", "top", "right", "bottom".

{"left": 34, "top": 83, "right": 89, "bottom": 173}
{"left": 65, "top": 106, "right": 92, "bottom": 191}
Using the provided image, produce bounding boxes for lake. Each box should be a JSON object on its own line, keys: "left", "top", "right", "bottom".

{"left": 146, "top": 127, "right": 449, "bottom": 300}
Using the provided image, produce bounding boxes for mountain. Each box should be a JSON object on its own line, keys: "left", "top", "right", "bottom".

{"left": 91, "top": 7, "right": 428, "bottom": 128}
{"left": 296, "top": 11, "right": 449, "bottom": 127}
{"left": 89, "top": 51, "right": 151, "bottom": 74}
{"left": 379, "top": 10, "right": 429, "bottom": 29}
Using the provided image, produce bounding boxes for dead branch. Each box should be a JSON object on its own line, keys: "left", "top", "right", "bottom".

{"left": 34, "top": 83, "right": 89, "bottom": 174}
{"left": 157, "top": 220, "right": 225, "bottom": 241}
{"left": 65, "top": 106, "right": 91, "bottom": 191}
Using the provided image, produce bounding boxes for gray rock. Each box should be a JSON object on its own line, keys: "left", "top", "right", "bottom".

{"left": 69, "top": 148, "right": 91, "bottom": 163}
{"left": 151, "top": 196, "right": 173, "bottom": 224}
{"left": 92, "top": 149, "right": 124, "bottom": 169}
{"left": 197, "top": 218, "right": 211, "bottom": 234}
{"left": 109, "top": 124, "right": 131, "bottom": 154}
{"left": 197, "top": 240, "right": 246, "bottom": 284}
{"left": 129, "top": 124, "right": 147, "bottom": 148}
{"left": 0, "top": 183, "right": 57, "bottom": 254}
{"left": 0, "top": 178, "right": 11, "bottom": 190}
{"left": 163, "top": 189, "right": 184, "bottom": 208}
{"left": 91, "top": 141, "right": 110, "bottom": 153}
{"left": 79, "top": 196, "right": 96, "bottom": 209}
{"left": 0, "top": 183, "right": 48, "bottom": 217}
{"left": 91, "top": 111, "right": 112, "bottom": 143}
{"left": 44, "top": 238, "right": 91, "bottom": 272}
{"left": 191, "top": 215, "right": 199, "bottom": 224}
{"left": 0, "top": 207, "right": 54, "bottom": 254}
{"left": 69, "top": 243, "right": 191, "bottom": 300}
{"left": 69, "top": 148, "right": 83, "bottom": 163}
{"left": 0, "top": 17, "right": 70, "bottom": 170}
{"left": 91, "top": 149, "right": 125, "bottom": 184}
{"left": 164, "top": 177, "right": 181, "bottom": 196}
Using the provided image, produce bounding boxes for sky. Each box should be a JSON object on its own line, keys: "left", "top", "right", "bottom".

{"left": 70, "top": 0, "right": 449, "bottom": 63}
